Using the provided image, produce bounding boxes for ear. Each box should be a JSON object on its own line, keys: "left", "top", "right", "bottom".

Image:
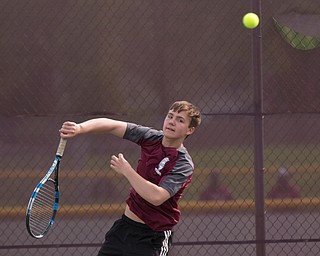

{"left": 186, "top": 126, "right": 196, "bottom": 136}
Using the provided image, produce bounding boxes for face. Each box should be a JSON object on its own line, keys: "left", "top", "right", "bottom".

{"left": 162, "top": 110, "right": 195, "bottom": 140}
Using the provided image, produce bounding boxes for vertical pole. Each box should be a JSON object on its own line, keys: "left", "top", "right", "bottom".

{"left": 251, "top": 0, "right": 266, "bottom": 256}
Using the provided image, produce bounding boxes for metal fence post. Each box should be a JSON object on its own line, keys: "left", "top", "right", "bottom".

{"left": 251, "top": 0, "right": 266, "bottom": 256}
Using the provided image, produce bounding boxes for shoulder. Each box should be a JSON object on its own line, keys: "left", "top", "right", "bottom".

{"left": 124, "top": 123, "right": 163, "bottom": 144}
{"left": 176, "top": 147, "right": 194, "bottom": 170}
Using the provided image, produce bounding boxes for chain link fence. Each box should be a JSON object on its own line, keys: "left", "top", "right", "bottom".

{"left": 1, "top": 1, "right": 320, "bottom": 255}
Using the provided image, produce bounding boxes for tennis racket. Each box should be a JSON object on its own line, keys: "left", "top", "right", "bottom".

{"left": 26, "top": 137, "right": 67, "bottom": 239}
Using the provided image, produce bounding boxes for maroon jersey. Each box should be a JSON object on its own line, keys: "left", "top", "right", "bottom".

{"left": 123, "top": 123, "right": 194, "bottom": 231}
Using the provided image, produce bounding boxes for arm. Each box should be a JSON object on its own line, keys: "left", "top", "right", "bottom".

{"left": 59, "top": 118, "right": 127, "bottom": 139}
{"left": 110, "top": 153, "right": 171, "bottom": 206}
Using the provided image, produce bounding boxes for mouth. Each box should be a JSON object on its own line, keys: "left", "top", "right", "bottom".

{"left": 165, "top": 127, "right": 175, "bottom": 132}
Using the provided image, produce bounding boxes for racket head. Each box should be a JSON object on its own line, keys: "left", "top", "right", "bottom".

{"left": 26, "top": 158, "right": 61, "bottom": 239}
{"left": 26, "top": 179, "right": 59, "bottom": 239}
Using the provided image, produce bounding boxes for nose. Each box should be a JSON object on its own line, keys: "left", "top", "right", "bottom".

{"left": 168, "top": 118, "right": 175, "bottom": 125}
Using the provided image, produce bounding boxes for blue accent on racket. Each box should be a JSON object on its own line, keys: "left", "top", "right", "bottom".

{"left": 26, "top": 138, "right": 67, "bottom": 239}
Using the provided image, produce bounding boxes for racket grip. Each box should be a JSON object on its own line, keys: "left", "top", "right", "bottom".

{"left": 56, "top": 138, "right": 67, "bottom": 157}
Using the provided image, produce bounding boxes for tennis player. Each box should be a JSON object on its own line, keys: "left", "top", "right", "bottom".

{"left": 59, "top": 100, "right": 201, "bottom": 256}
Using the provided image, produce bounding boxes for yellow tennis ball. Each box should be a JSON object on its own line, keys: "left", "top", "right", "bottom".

{"left": 242, "top": 13, "right": 260, "bottom": 29}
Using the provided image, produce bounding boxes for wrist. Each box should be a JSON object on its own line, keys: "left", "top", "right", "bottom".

{"left": 123, "top": 166, "right": 137, "bottom": 179}
{"left": 78, "top": 123, "right": 84, "bottom": 135}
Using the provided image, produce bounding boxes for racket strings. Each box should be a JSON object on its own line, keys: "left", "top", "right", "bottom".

{"left": 29, "top": 181, "right": 57, "bottom": 236}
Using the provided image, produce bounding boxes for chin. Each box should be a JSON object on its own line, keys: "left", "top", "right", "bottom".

{"left": 163, "top": 131, "right": 176, "bottom": 139}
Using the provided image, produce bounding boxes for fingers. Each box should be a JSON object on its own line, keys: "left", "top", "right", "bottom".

{"left": 110, "top": 154, "right": 118, "bottom": 168}
{"left": 110, "top": 154, "right": 118, "bottom": 164}
{"left": 110, "top": 156, "right": 116, "bottom": 168}
{"left": 110, "top": 154, "right": 124, "bottom": 163}
{"left": 110, "top": 153, "right": 124, "bottom": 161}
{"left": 110, "top": 153, "right": 126, "bottom": 169}
{"left": 59, "top": 121, "right": 78, "bottom": 138}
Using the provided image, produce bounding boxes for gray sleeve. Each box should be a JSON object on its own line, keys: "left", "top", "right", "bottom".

{"left": 124, "top": 123, "right": 162, "bottom": 144}
{"left": 160, "top": 159, "right": 193, "bottom": 197}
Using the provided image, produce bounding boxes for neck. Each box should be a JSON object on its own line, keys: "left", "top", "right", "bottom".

{"left": 162, "top": 137, "right": 184, "bottom": 149}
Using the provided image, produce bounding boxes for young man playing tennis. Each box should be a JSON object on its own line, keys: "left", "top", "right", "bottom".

{"left": 59, "top": 100, "right": 201, "bottom": 256}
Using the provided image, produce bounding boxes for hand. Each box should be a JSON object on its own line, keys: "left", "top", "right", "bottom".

{"left": 59, "top": 121, "right": 81, "bottom": 138}
{"left": 110, "top": 153, "right": 133, "bottom": 176}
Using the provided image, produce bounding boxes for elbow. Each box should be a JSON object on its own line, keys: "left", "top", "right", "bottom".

{"left": 149, "top": 189, "right": 170, "bottom": 206}
{"left": 151, "top": 198, "right": 165, "bottom": 207}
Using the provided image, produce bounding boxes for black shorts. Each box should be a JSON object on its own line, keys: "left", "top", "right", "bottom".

{"left": 97, "top": 215, "right": 173, "bottom": 256}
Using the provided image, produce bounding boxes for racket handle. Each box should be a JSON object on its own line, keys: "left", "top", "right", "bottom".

{"left": 56, "top": 138, "right": 67, "bottom": 157}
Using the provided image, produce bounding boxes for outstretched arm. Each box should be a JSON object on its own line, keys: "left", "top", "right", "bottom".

{"left": 59, "top": 118, "right": 127, "bottom": 139}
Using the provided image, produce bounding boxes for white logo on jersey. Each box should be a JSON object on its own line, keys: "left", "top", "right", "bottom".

{"left": 154, "top": 157, "right": 169, "bottom": 176}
